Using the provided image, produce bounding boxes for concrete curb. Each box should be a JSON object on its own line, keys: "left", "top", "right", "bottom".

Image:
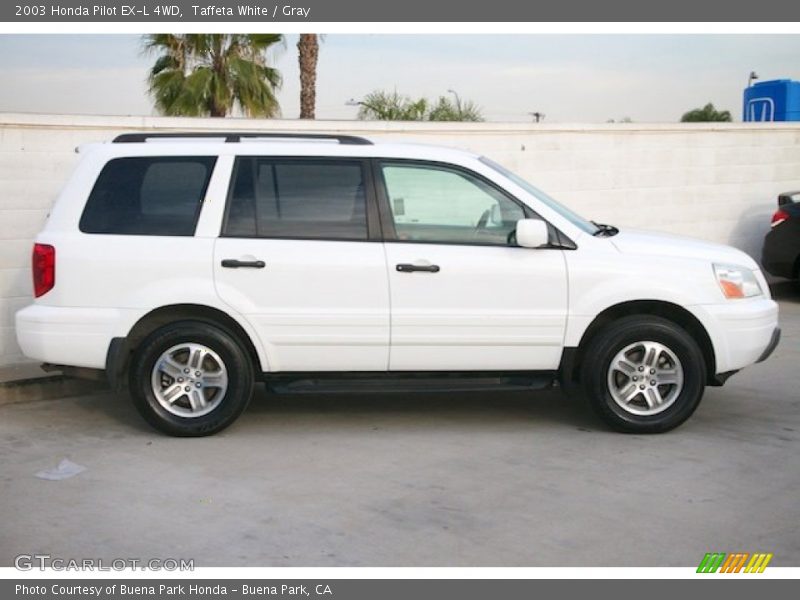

{"left": 0, "top": 365, "right": 109, "bottom": 406}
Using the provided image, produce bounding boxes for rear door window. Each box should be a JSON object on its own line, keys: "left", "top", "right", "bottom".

{"left": 223, "top": 158, "right": 369, "bottom": 241}
{"left": 80, "top": 156, "right": 216, "bottom": 236}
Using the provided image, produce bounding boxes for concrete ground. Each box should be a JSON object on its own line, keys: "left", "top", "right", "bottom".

{"left": 1, "top": 287, "right": 798, "bottom": 568}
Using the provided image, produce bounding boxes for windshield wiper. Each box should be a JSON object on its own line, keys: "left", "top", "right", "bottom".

{"left": 591, "top": 221, "right": 619, "bottom": 237}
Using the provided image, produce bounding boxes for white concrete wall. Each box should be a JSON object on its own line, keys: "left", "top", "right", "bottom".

{"left": 2, "top": 113, "right": 800, "bottom": 366}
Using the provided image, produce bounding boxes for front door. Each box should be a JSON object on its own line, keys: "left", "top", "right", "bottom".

{"left": 214, "top": 157, "right": 390, "bottom": 372}
{"left": 376, "top": 160, "right": 568, "bottom": 371}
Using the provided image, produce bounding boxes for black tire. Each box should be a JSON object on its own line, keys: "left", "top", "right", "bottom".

{"left": 129, "top": 321, "right": 254, "bottom": 436}
{"left": 581, "top": 316, "right": 706, "bottom": 433}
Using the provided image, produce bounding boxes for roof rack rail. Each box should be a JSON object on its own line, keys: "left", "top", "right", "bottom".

{"left": 112, "top": 132, "right": 373, "bottom": 145}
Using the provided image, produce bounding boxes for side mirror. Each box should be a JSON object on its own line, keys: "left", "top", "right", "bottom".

{"left": 515, "top": 219, "right": 549, "bottom": 248}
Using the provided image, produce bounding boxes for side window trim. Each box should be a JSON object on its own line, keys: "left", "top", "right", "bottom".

{"left": 220, "top": 156, "right": 381, "bottom": 242}
{"left": 372, "top": 158, "right": 537, "bottom": 247}
{"left": 370, "top": 158, "right": 397, "bottom": 240}
{"left": 220, "top": 156, "right": 243, "bottom": 238}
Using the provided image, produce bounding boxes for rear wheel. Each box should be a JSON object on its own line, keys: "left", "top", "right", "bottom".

{"left": 581, "top": 316, "right": 706, "bottom": 433}
{"left": 129, "top": 321, "right": 254, "bottom": 436}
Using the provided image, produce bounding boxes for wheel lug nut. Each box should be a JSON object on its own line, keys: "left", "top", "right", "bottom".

{"left": 184, "top": 368, "right": 190, "bottom": 374}
{"left": 195, "top": 382, "right": 202, "bottom": 388}
{"left": 184, "top": 386, "right": 191, "bottom": 392}
{"left": 650, "top": 369, "right": 656, "bottom": 374}
{"left": 177, "top": 377, "right": 183, "bottom": 383}
{"left": 639, "top": 384, "right": 645, "bottom": 390}
{"left": 632, "top": 376, "right": 638, "bottom": 381}
{"left": 195, "top": 371, "right": 202, "bottom": 376}
{"left": 638, "top": 366, "right": 644, "bottom": 372}
{"left": 650, "top": 380, "right": 656, "bottom": 386}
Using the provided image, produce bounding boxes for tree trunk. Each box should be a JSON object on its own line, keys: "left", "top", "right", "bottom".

{"left": 209, "top": 41, "right": 228, "bottom": 117}
{"left": 297, "top": 34, "right": 319, "bottom": 120}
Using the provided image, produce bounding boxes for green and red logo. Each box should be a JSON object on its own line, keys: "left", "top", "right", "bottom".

{"left": 697, "top": 552, "right": 773, "bottom": 573}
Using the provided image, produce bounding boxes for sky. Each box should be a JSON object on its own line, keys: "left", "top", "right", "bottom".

{"left": 1, "top": 34, "right": 800, "bottom": 123}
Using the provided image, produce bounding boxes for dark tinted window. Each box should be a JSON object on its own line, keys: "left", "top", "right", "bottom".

{"left": 224, "top": 158, "right": 368, "bottom": 240}
{"left": 80, "top": 157, "right": 216, "bottom": 235}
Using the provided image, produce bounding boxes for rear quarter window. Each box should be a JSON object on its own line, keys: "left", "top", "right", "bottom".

{"left": 79, "top": 156, "right": 217, "bottom": 236}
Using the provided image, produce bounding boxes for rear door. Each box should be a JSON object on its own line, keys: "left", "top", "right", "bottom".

{"left": 376, "top": 160, "right": 568, "bottom": 371}
{"left": 214, "top": 157, "right": 390, "bottom": 372}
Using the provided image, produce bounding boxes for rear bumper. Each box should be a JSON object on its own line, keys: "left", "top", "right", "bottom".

{"left": 762, "top": 224, "right": 799, "bottom": 279}
{"left": 15, "top": 304, "right": 124, "bottom": 369}
{"left": 692, "top": 298, "right": 779, "bottom": 374}
{"left": 761, "top": 255, "right": 795, "bottom": 279}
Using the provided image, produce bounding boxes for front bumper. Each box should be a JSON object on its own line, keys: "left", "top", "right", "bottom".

{"left": 757, "top": 327, "right": 781, "bottom": 363}
{"left": 692, "top": 298, "right": 779, "bottom": 374}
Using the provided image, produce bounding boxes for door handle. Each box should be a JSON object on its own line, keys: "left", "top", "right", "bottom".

{"left": 396, "top": 263, "right": 440, "bottom": 273}
{"left": 221, "top": 259, "right": 266, "bottom": 269}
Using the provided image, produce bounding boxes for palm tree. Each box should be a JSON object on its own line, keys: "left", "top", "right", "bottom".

{"left": 427, "top": 96, "right": 483, "bottom": 122}
{"left": 680, "top": 103, "right": 732, "bottom": 123}
{"left": 144, "top": 34, "right": 283, "bottom": 118}
{"left": 297, "top": 34, "right": 319, "bottom": 119}
{"left": 356, "top": 89, "right": 483, "bottom": 121}
{"left": 357, "top": 90, "right": 429, "bottom": 121}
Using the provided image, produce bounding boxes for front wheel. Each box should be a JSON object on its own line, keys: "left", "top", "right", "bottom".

{"left": 582, "top": 316, "right": 707, "bottom": 433}
{"left": 129, "top": 321, "right": 254, "bottom": 436}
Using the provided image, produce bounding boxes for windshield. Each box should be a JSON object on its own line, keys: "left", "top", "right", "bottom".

{"left": 479, "top": 157, "right": 600, "bottom": 235}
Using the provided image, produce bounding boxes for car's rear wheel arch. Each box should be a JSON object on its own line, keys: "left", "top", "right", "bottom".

{"left": 569, "top": 300, "right": 716, "bottom": 385}
{"left": 112, "top": 304, "right": 262, "bottom": 386}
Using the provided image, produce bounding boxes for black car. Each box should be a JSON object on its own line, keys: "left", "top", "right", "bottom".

{"left": 762, "top": 191, "right": 800, "bottom": 281}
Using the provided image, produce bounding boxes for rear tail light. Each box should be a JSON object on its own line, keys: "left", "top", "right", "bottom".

{"left": 771, "top": 209, "right": 790, "bottom": 228}
{"left": 32, "top": 243, "right": 55, "bottom": 298}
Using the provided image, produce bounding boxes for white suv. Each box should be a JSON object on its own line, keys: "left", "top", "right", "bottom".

{"left": 16, "top": 132, "right": 780, "bottom": 436}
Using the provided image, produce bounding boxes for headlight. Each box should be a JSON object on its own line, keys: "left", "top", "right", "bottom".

{"left": 713, "top": 263, "right": 763, "bottom": 299}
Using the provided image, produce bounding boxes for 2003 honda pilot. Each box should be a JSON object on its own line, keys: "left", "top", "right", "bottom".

{"left": 16, "top": 132, "right": 780, "bottom": 436}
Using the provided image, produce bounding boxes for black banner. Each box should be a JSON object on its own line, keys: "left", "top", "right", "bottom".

{"left": 4, "top": 579, "right": 799, "bottom": 600}
{"left": 2, "top": 0, "right": 799, "bottom": 23}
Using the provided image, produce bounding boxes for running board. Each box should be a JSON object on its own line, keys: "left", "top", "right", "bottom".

{"left": 264, "top": 371, "right": 557, "bottom": 395}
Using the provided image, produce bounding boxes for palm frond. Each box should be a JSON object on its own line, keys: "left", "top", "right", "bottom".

{"left": 143, "top": 33, "right": 283, "bottom": 118}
